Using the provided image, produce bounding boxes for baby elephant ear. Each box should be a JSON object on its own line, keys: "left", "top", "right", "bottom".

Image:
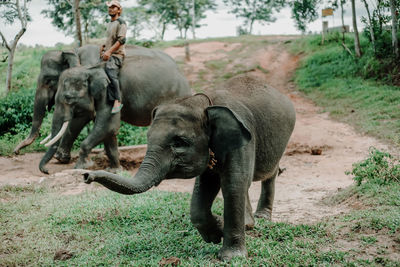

{"left": 206, "top": 106, "right": 251, "bottom": 157}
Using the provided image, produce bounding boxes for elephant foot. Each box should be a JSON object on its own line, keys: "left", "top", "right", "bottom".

{"left": 245, "top": 211, "right": 255, "bottom": 230}
{"left": 195, "top": 215, "right": 224, "bottom": 244}
{"left": 55, "top": 152, "right": 71, "bottom": 164}
{"left": 218, "top": 245, "right": 247, "bottom": 261}
{"left": 105, "top": 166, "right": 123, "bottom": 174}
{"left": 254, "top": 208, "right": 272, "bottom": 221}
{"left": 74, "top": 159, "right": 94, "bottom": 170}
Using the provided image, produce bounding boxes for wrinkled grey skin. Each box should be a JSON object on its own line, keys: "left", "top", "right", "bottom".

{"left": 14, "top": 44, "right": 100, "bottom": 155}
{"left": 84, "top": 75, "right": 296, "bottom": 260}
{"left": 39, "top": 46, "right": 191, "bottom": 174}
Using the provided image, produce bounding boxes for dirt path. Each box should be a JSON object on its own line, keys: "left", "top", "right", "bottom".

{"left": 0, "top": 37, "right": 390, "bottom": 224}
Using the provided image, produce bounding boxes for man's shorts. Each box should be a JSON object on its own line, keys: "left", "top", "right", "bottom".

{"left": 105, "top": 56, "right": 122, "bottom": 70}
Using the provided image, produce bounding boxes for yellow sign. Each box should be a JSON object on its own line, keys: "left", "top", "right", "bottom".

{"left": 322, "top": 8, "right": 333, "bottom": 17}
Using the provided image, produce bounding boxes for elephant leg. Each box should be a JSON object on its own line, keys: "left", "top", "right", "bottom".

{"left": 55, "top": 116, "right": 91, "bottom": 163}
{"left": 218, "top": 175, "right": 248, "bottom": 260}
{"left": 75, "top": 116, "right": 119, "bottom": 169}
{"left": 103, "top": 134, "right": 120, "bottom": 170}
{"left": 190, "top": 170, "right": 223, "bottom": 244}
{"left": 245, "top": 191, "right": 255, "bottom": 230}
{"left": 254, "top": 169, "right": 278, "bottom": 220}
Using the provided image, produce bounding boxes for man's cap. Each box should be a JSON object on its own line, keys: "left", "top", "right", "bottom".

{"left": 106, "top": 0, "right": 121, "bottom": 8}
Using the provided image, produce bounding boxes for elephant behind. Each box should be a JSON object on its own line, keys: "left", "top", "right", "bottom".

{"left": 14, "top": 44, "right": 100, "bottom": 154}
{"left": 84, "top": 74, "right": 296, "bottom": 260}
{"left": 39, "top": 46, "right": 191, "bottom": 174}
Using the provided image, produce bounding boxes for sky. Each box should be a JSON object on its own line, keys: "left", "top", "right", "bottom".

{"left": 1, "top": 0, "right": 367, "bottom": 47}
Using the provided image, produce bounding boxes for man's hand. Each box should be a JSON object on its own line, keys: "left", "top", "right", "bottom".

{"left": 100, "top": 45, "right": 105, "bottom": 56}
{"left": 102, "top": 50, "right": 111, "bottom": 61}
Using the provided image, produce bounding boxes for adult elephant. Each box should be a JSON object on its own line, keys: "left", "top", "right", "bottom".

{"left": 84, "top": 74, "right": 296, "bottom": 260}
{"left": 39, "top": 46, "right": 191, "bottom": 174}
{"left": 14, "top": 44, "right": 100, "bottom": 155}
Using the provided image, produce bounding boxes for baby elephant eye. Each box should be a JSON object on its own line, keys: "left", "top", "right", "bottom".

{"left": 172, "top": 136, "right": 190, "bottom": 147}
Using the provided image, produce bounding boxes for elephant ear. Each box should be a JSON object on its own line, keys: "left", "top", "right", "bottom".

{"left": 206, "top": 105, "right": 251, "bottom": 157}
{"left": 62, "top": 51, "right": 79, "bottom": 68}
{"left": 88, "top": 69, "right": 109, "bottom": 100}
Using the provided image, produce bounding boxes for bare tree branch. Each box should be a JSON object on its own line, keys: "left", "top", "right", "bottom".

{"left": 0, "top": 31, "right": 11, "bottom": 51}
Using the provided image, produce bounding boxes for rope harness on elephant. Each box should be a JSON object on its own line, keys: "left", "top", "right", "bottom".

{"left": 193, "top": 92, "right": 213, "bottom": 106}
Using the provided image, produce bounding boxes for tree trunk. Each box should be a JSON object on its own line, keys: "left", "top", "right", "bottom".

{"left": 185, "top": 41, "right": 190, "bottom": 61}
{"left": 340, "top": 0, "right": 345, "bottom": 42}
{"left": 249, "top": 19, "right": 255, "bottom": 35}
{"left": 390, "top": 0, "right": 399, "bottom": 57}
{"left": 351, "top": 0, "right": 362, "bottom": 57}
{"left": 0, "top": 0, "right": 27, "bottom": 94}
{"left": 362, "top": 0, "right": 376, "bottom": 53}
{"left": 5, "top": 51, "right": 14, "bottom": 94}
{"left": 161, "top": 23, "right": 166, "bottom": 40}
{"left": 74, "top": 0, "right": 83, "bottom": 47}
{"left": 191, "top": 0, "right": 196, "bottom": 39}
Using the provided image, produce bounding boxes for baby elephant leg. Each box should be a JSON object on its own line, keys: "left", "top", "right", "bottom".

{"left": 254, "top": 169, "right": 278, "bottom": 220}
{"left": 190, "top": 171, "right": 223, "bottom": 244}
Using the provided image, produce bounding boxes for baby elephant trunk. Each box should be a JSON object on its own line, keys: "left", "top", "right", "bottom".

{"left": 83, "top": 156, "right": 165, "bottom": 194}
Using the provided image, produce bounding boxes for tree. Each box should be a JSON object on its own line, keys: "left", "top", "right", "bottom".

{"left": 138, "top": 0, "right": 216, "bottom": 40}
{"left": 351, "top": 0, "right": 362, "bottom": 57}
{"left": 361, "top": 0, "right": 376, "bottom": 52}
{"left": 389, "top": 0, "right": 399, "bottom": 57}
{"left": 42, "top": 0, "right": 106, "bottom": 46}
{"left": 138, "top": 0, "right": 175, "bottom": 40}
{"left": 222, "top": 0, "right": 285, "bottom": 34}
{"left": 290, "top": 0, "right": 320, "bottom": 34}
{"left": 124, "top": 6, "right": 150, "bottom": 40}
{"left": 0, "top": 0, "right": 31, "bottom": 94}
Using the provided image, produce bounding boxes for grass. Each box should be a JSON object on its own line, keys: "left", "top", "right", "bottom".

{"left": 0, "top": 187, "right": 346, "bottom": 266}
{"left": 291, "top": 34, "right": 400, "bottom": 147}
{"left": 1, "top": 153, "right": 399, "bottom": 266}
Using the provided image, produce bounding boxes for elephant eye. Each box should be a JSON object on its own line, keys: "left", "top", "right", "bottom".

{"left": 172, "top": 136, "right": 190, "bottom": 148}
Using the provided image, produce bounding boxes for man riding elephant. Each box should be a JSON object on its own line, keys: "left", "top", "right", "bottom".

{"left": 101, "top": 0, "right": 126, "bottom": 114}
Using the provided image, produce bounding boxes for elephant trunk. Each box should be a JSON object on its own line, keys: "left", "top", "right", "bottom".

{"left": 14, "top": 93, "right": 49, "bottom": 154}
{"left": 39, "top": 145, "right": 58, "bottom": 174}
{"left": 39, "top": 106, "right": 69, "bottom": 174}
{"left": 84, "top": 152, "right": 167, "bottom": 194}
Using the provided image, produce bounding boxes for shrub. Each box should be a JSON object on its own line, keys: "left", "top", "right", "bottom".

{"left": 117, "top": 121, "right": 147, "bottom": 146}
{"left": 0, "top": 88, "right": 35, "bottom": 135}
{"left": 347, "top": 147, "right": 400, "bottom": 186}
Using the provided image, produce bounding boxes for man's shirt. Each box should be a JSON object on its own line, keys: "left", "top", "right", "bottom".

{"left": 104, "top": 18, "right": 127, "bottom": 60}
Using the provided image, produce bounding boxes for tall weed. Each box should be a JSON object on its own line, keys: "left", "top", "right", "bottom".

{"left": 347, "top": 147, "right": 400, "bottom": 186}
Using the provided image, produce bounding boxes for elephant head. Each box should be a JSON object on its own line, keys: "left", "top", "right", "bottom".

{"left": 84, "top": 94, "right": 251, "bottom": 194}
{"left": 39, "top": 66, "right": 109, "bottom": 174}
{"left": 13, "top": 50, "right": 79, "bottom": 154}
{"left": 14, "top": 44, "right": 101, "bottom": 154}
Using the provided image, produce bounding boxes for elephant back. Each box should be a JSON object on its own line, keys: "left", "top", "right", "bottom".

{"left": 118, "top": 47, "right": 191, "bottom": 126}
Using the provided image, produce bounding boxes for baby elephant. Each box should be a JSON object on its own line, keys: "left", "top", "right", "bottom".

{"left": 84, "top": 74, "right": 296, "bottom": 260}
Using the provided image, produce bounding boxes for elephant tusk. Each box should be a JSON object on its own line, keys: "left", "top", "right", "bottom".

{"left": 39, "top": 134, "right": 52, "bottom": 145}
{"left": 44, "top": 121, "right": 69, "bottom": 147}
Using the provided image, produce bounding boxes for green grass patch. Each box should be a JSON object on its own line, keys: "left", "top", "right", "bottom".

{"left": 291, "top": 34, "right": 400, "bottom": 147}
{"left": 1, "top": 149, "right": 399, "bottom": 265}
{"left": 0, "top": 188, "right": 347, "bottom": 266}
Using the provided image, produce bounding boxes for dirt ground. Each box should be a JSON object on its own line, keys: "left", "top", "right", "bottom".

{"left": 0, "top": 36, "right": 391, "bottom": 224}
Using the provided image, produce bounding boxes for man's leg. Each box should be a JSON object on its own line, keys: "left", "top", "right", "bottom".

{"left": 105, "top": 56, "right": 122, "bottom": 113}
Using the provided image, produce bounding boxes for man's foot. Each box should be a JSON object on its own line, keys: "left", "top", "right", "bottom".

{"left": 111, "top": 103, "right": 123, "bottom": 114}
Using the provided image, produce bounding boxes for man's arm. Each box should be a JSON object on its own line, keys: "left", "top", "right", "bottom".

{"left": 102, "top": 41, "right": 122, "bottom": 61}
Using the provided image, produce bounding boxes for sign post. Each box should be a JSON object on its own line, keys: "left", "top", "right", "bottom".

{"left": 321, "top": 8, "right": 334, "bottom": 44}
